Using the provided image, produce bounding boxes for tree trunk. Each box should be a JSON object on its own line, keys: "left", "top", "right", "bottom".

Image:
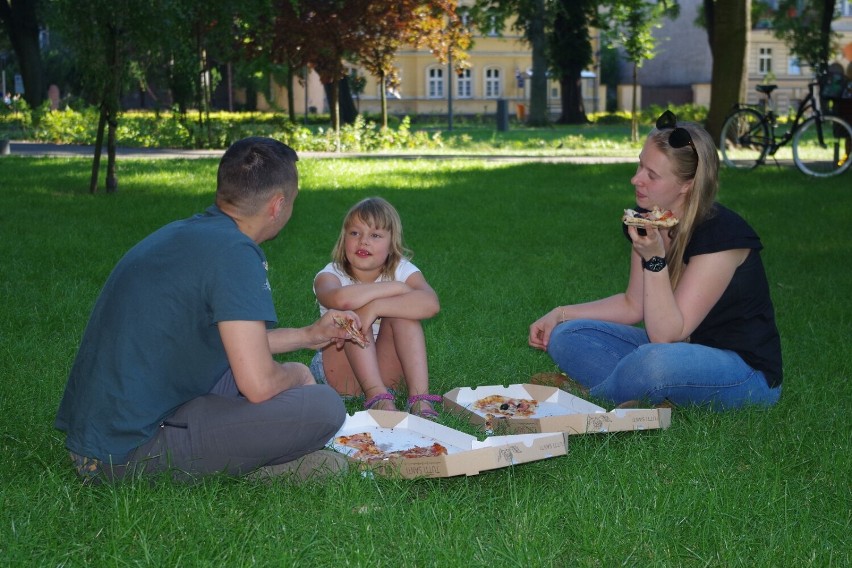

{"left": 90, "top": 108, "right": 107, "bottom": 194}
{"left": 286, "top": 65, "right": 296, "bottom": 123}
{"left": 0, "top": 0, "right": 45, "bottom": 108}
{"left": 817, "top": 0, "right": 837, "bottom": 75}
{"left": 557, "top": 73, "right": 588, "bottom": 124}
{"left": 323, "top": 77, "right": 358, "bottom": 131}
{"left": 106, "top": 112, "right": 118, "bottom": 193}
{"left": 338, "top": 77, "right": 358, "bottom": 125}
{"left": 705, "top": 0, "right": 750, "bottom": 144}
{"left": 194, "top": 33, "right": 206, "bottom": 148}
{"left": 380, "top": 69, "right": 388, "bottom": 129}
{"left": 323, "top": 80, "right": 340, "bottom": 133}
{"left": 631, "top": 63, "right": 639, "bottom": 142}
{"left": 527, "top": 0, "right": 549, "bottom": 126}
{"left": 551, "top": 0, "right": 592, "bottom": 124}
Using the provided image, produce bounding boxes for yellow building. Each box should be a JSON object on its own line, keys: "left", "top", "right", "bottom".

{"left": 262, "top": 28, "right": 538, "bottom": 119}
{"left": 261, "top": 18, "right": 602, "bottom": 120}
{"left": 355, "top": 31, "right": 531, "bottom": 119}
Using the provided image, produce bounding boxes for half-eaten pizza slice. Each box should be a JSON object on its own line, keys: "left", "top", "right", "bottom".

{"left": 333, "top": 315, "right": 370, "bottom": 348}
{"left": 622, "top": 206, "right": 679, "bottom": 229}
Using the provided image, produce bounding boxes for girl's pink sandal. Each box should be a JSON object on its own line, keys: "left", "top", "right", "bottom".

{"left": 406, "top": 394, "right": 442, "bottom": 420}
{"left": 364, "top": 392, "right": 395, "bottom": 410}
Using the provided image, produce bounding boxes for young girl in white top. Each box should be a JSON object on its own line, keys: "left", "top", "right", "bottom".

{"left": 311, "top": 197, "right": 442, "bottom": 418}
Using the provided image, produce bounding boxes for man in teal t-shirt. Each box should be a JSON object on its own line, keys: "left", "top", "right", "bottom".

{"left": 55, "top": 138, "right": 361, "bottom": 483}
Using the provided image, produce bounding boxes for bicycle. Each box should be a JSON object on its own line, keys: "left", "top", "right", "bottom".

{"left": 720, "top": 74, "right": 852, "bottom": 177}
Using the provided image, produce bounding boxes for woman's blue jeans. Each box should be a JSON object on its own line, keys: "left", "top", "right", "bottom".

{"left": 546, "top": 319, "right": 780, "bottom": 410}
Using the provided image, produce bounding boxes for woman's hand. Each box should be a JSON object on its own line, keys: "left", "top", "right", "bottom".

{"left": 529, "top": 307, "right": 563, "bottom": 351}
{"left": 627, "top": 225, "right": 666, "bottom": 261}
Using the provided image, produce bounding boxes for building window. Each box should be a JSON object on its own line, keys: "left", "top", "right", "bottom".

{"left": 456, "top": 68, "right": 472, "bottom": 98}
{"left": 486, "top": 15, "right": 499, "bottom": 37}
{"left": 758, "top": 47, "right": 773, "bottom": 75}
{"left": 787, "top": 57, "right": 801, "bottom": 76}
{"left": 485, "top": 67, "right": 501, "bottom": 98}
{"left": 427, "top": 67, "right": 444, "bottom": 98}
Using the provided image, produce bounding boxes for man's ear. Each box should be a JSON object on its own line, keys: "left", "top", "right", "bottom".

{"left": 270, "top": 194, "right": 286, "bottom": 219}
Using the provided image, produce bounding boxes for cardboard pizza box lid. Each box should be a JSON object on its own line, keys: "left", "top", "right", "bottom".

{"left": 329, "top": 410, "right": 568, "bottom": 479}
{"left": 443, "top": 384, "right": 672, "bottom": 435}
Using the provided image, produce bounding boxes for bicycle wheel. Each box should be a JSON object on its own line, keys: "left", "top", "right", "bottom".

{"left": 792, "top": 115, "right": 852, "bottom": 177}
{"left": 720, "top": 108, "right": 770, "bottom": 169}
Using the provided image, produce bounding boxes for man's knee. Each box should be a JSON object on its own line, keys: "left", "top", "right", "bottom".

{"left": 288, "top": 383, "right": 346, "bottom": 431}
{"left": 280, "top": 361, "right": 317, "bottom": 385}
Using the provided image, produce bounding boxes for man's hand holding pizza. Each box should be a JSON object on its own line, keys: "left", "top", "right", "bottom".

{"left": 309, "top": 310, "right": 365, "bottom": 350}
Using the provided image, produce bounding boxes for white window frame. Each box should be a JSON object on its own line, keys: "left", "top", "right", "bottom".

{"left": 456, "top": 68, "right": 472, "bottom": 99}
{"left": 484, "top": 67, "right": 502, "bottom": 99}
{"left": 758, "top": 47, "right": 773, "bottom": 75}
{"left": 427, "top": 67, "right": 444, "bottom": 99}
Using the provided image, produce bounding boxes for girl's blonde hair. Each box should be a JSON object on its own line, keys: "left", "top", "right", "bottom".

{"left": 332, "top": 197, "right": 411, "bottom": 281}
{"left": 647, "top": 119, "right": 720, "bottom": 289}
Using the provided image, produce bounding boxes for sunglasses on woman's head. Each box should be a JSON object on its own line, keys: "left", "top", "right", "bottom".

{"left": 656, "top": 110, "right": 697, "bottom": 158}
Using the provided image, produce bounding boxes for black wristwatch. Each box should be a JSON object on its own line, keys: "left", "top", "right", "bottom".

{"left": 642, "top": 256, "right": 667, "bottom": 272}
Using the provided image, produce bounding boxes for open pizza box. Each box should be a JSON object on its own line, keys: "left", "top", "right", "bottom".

{"left": 329, "top": 409, "right": 568, "bottom": 479}
{"left": 443, "top": 383, "right": 672, "bottom": 435}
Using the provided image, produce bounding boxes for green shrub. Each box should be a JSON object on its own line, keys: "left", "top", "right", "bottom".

{"left": 33, "top": 105, "right": 99, "bottom": 143}
{"left": 590, "top": 104, "right": 709, "bottom": 127}
{"left": 8, "top": 102, "right": 657, "bottom": 155}
{"left": 642, "top": 103, "right": 708, "bottom": 124}
{"left": 590, "top": 111, "right": 632, "bottom": 125}
{"left": 119, "top": 111, "right": 193, "bottom": 148}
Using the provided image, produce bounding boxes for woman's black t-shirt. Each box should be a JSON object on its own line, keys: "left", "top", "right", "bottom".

{"left": 683, "top": 204, "right": 783, "bottom": 387}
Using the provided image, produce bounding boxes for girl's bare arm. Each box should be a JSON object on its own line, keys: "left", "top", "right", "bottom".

{"left": 358, "top": 272, "right": 440, "bottom": 323}
{"left": 315, "top": 272, "right": 410, "bottom": 311}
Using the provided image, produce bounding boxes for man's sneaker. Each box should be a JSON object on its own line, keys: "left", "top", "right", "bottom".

{"left": 247, "top": 449, "right": 348, "bottom": 483}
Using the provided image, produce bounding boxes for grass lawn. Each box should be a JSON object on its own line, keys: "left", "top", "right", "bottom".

{"left": 1, "top": 154, "right": 849, "bottom": 566}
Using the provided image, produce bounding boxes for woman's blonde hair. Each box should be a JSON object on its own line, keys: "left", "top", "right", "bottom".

{"left": 647, "top": 118, "right": 720, "bottom": 289}
{"left": 332, "top": 197, "right": 411, "bottom": 281}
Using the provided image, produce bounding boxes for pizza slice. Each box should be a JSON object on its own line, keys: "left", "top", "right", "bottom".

{"left": 334, "top": 432, "right": 385, "bottom": 459}
{"left": 332, "top": 315, "right": 369, "bottom": 348}
{"left": 622, "top": 206, "right": 679, "bottom": 229}
{"left": 334, "top": 432, "right": 448, "bottom": 462}
{"left": 473, "top": 395, "right": 539, "bottom": 419}
{"left": 391, "top": 443, "right": 448, "bottom": 460}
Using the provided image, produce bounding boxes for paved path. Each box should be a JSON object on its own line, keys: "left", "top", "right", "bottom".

{"left": 5, "top": 141, "right": 636, "bottom": 164}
